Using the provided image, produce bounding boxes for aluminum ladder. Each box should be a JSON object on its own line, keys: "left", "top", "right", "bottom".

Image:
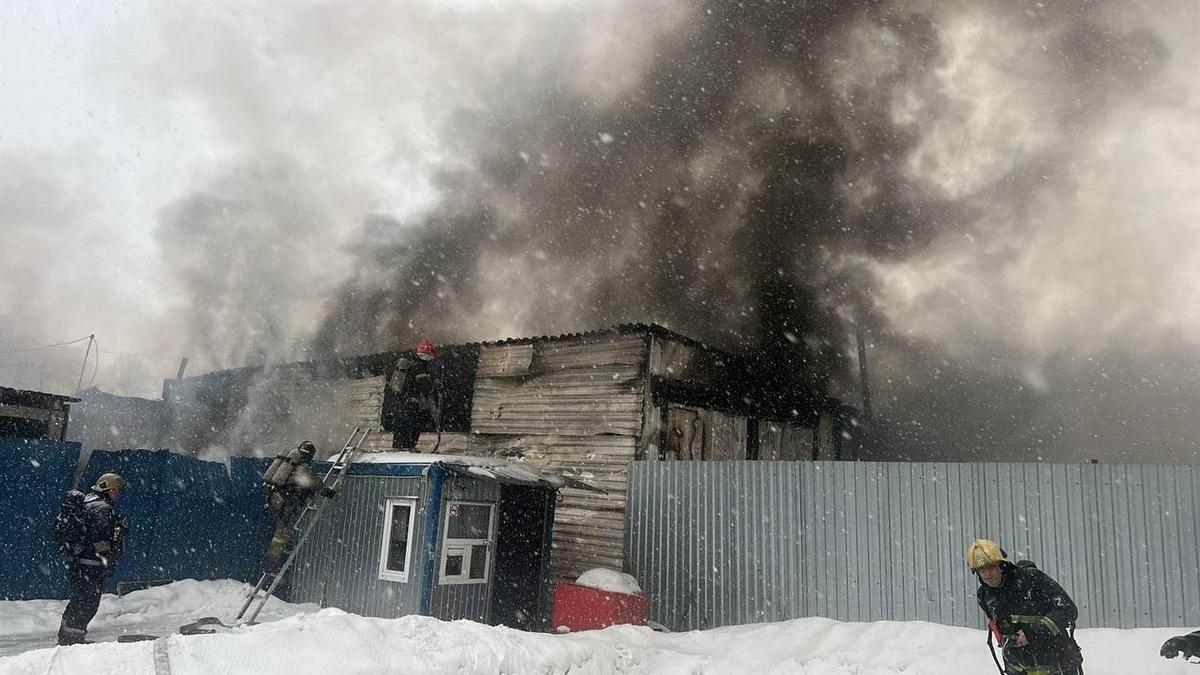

{"left": 236, "top": 426, "right": 372, "bottom": 623}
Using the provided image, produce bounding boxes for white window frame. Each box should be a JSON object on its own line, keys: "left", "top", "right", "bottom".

{"left": 377, "top": 497, "right": 418, "bottom": 583}
{"left": 438, "top": 500, "right": 496, "bottom": 586}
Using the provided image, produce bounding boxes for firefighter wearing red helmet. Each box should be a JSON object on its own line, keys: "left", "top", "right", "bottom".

{"left": 381, "top": 340, "right": 442, "bottom": 449}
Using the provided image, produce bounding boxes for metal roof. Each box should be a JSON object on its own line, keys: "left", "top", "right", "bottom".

{"left": 0, "top": 386, "right": 80, "bottom": 406}
{"left": 178, "top": 322, "right": 750, "bottom": 385}
{"left": 339, "top": 452, "right": 603, "bottom": 492}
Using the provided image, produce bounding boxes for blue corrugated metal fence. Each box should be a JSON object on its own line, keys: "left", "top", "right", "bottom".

{"left": 1, "top": 437, "right": 272, "bottom": 600}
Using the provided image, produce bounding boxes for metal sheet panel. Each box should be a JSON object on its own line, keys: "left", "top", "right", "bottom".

{"left": 289, "top": 475, "right": 427, "bottom": 619}
{"left": 627, "top": 461, "right": 1200, "bottom": 631}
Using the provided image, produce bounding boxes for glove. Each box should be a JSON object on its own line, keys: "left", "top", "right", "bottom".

{"left": 321, "top": 487, "right": 337, "bottom": 498}
{"left": 1162, "top": 633, "right": 1200, "bottom": 660}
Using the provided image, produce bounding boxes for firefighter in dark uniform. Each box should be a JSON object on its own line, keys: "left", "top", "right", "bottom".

{"left": 381, "top": 339, "right": 441, "bottom": 450}
{"left": 262, "top": 441, "right": 332, "bottom": 572}
{"left": 969, "top": 538, "right": 1084, "bottom": 675}
{"left": 57, "top": 472, "right": 126, "bottom": 646}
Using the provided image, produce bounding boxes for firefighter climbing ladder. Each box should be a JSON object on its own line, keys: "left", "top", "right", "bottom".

{"left": 236, "top": 426, "right": 372, "bottom": 623}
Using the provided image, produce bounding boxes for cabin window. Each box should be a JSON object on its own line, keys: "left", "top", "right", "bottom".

{"left": 438, "top": 501, "right": 495, "bottom": 585}
{"left": 377, "top": 498, "right": 417, "bottom": 583}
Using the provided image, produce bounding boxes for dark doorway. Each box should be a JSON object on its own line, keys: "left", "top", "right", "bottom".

{"left": 489, "top": 485, "right": 553, "bottom": 631}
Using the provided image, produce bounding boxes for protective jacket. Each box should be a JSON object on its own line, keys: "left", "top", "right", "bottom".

{"left": 381, "top": 355, "right": 440, "bottom": 448}
{"left": 75, "top": 491, "right": 124, "bottom": 568}
{"left": 977, "top": 560, "right": 1082, "bottom": 673}
{"left": 267, "top": 459, "right": 322, "bottom": 514}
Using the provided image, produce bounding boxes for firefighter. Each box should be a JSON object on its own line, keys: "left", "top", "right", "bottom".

{"left": 969, "top": 539, "right": 1084, "bottom": 674}
{"left": 57, "top": 472, "right": 126, "bottom": 646}
{"left": 261, "top": 441, "right": 333, "bottom": 572}
{"left": 381, "top": 339, "right": 441, "bottom": 450}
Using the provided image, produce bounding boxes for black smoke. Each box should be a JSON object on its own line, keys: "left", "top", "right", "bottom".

{"left": 301, "top": 1, "right": 1171, "bottom": 459}
{"left": 310, "top": 2, "right": 943, "bottom": 413}
{"left": 145, "top": 0, "right": 1183, "bottom": 460}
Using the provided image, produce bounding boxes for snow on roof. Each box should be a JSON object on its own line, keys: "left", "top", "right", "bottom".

{"left": 349, "top": 452, "right": 512, "bottom": 466}
{"left": 345, "top": 452, "right": 603, "bottom": 492}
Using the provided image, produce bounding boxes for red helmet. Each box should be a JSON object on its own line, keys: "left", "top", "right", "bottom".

{"left": 415, "top": 340, "right": 435, "bottom": 357}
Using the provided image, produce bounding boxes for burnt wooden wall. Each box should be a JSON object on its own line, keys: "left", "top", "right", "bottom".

{"left": 467, "top": 334, "right": 648, "bottom": 579}
{"left": 164, "top": 368, "right": 393, "bottom": 457}
{"left": 757, "top": 419, "right": 814, "bottom": 460}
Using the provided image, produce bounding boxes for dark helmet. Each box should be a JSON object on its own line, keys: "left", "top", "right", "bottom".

{"left": 296, "top": 441, "right": 317, "bottom": 461}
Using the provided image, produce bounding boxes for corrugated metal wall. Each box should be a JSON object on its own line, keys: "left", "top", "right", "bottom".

{"left": 290, "top": 475, "right": 428, "bottom": 618}
{"left": 470, "top": 335, "right": 647, "bottom": 436}
{"left": 626, "top": 461, "right": 1200, "bottom": 631}
{"left": 290, "top": 474, "right": 501, "bottom": 622}
{"left": 1, "top": 441, "right": 272, "bottom": 600}
{"left": 1, "top": 438, "right": 79, "bottom": 599}
{"left": 469, "top": 334, "right": 647, "bottom": 579}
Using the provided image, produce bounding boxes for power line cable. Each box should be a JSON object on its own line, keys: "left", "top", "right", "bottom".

{"left": 99, "top": 348, "right": 179, "bottom": 361}
{"left": 0, "top": 335, "right": 93, "bottom": 355}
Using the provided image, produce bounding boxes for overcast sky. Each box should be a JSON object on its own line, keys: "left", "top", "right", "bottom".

{"left": 3, "top": 0, "right": 1198, "bottom": 462}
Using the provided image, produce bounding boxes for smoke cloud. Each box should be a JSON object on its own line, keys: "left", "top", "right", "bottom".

{"left": 3, "top": 0, "right": 1198, "bottom": 461}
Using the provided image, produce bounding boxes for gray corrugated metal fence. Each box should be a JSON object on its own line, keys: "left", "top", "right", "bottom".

{"left": 626, "top": 461, "right": 1200, "bottom": 631}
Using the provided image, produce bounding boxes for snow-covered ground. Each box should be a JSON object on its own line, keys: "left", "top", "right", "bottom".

{"left": 0, "top": 580, "right": 1194, "bottom": 674}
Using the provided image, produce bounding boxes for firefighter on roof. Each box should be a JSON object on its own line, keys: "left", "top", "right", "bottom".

{"left": 381, "top": 339, "right": 441, "bottom": 450}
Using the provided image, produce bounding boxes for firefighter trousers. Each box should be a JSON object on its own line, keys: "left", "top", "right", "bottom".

{"left": 58, "top": 561, "right": 106, "bottom": 644}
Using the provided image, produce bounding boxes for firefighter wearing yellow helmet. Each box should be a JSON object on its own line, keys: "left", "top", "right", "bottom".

{"left": 56, "top": 472, "right": 127, "bottom": 645}
{"left": 968, "top": 539, "right": 1083, "bottom": 674}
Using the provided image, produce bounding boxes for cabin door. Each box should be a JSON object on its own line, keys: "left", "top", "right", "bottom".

{"left": 489, "top": 485, "right": 553, "bottom": 630}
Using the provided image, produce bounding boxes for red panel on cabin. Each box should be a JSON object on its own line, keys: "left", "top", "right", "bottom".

{"left": 550, "top": 581, "right": 650, "bottom": 632}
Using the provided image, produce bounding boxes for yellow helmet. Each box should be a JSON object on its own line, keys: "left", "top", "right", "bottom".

{"left": 966, "top": 538, "right": 1006, "bottom": 570}
{"left": 93, "top": 472, "right": 127, "bottom": 494}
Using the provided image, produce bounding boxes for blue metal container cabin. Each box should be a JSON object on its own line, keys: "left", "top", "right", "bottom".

{"left": 285, "top": 454, "right": 558, "bottom": 631}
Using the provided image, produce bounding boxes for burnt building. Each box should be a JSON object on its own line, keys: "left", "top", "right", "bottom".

{"left": 0, "top": 386, "right": 77, "bottom": 441}
{"left": 152, "top": 324, "right": 849, "bottom": 579}
{"left": 67, "top": 387, "right": 168, "bottom": 452}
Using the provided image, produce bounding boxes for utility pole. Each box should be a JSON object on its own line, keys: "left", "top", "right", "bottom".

{"left": 75, "top": 334, "right": 95, "bottom": 395}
